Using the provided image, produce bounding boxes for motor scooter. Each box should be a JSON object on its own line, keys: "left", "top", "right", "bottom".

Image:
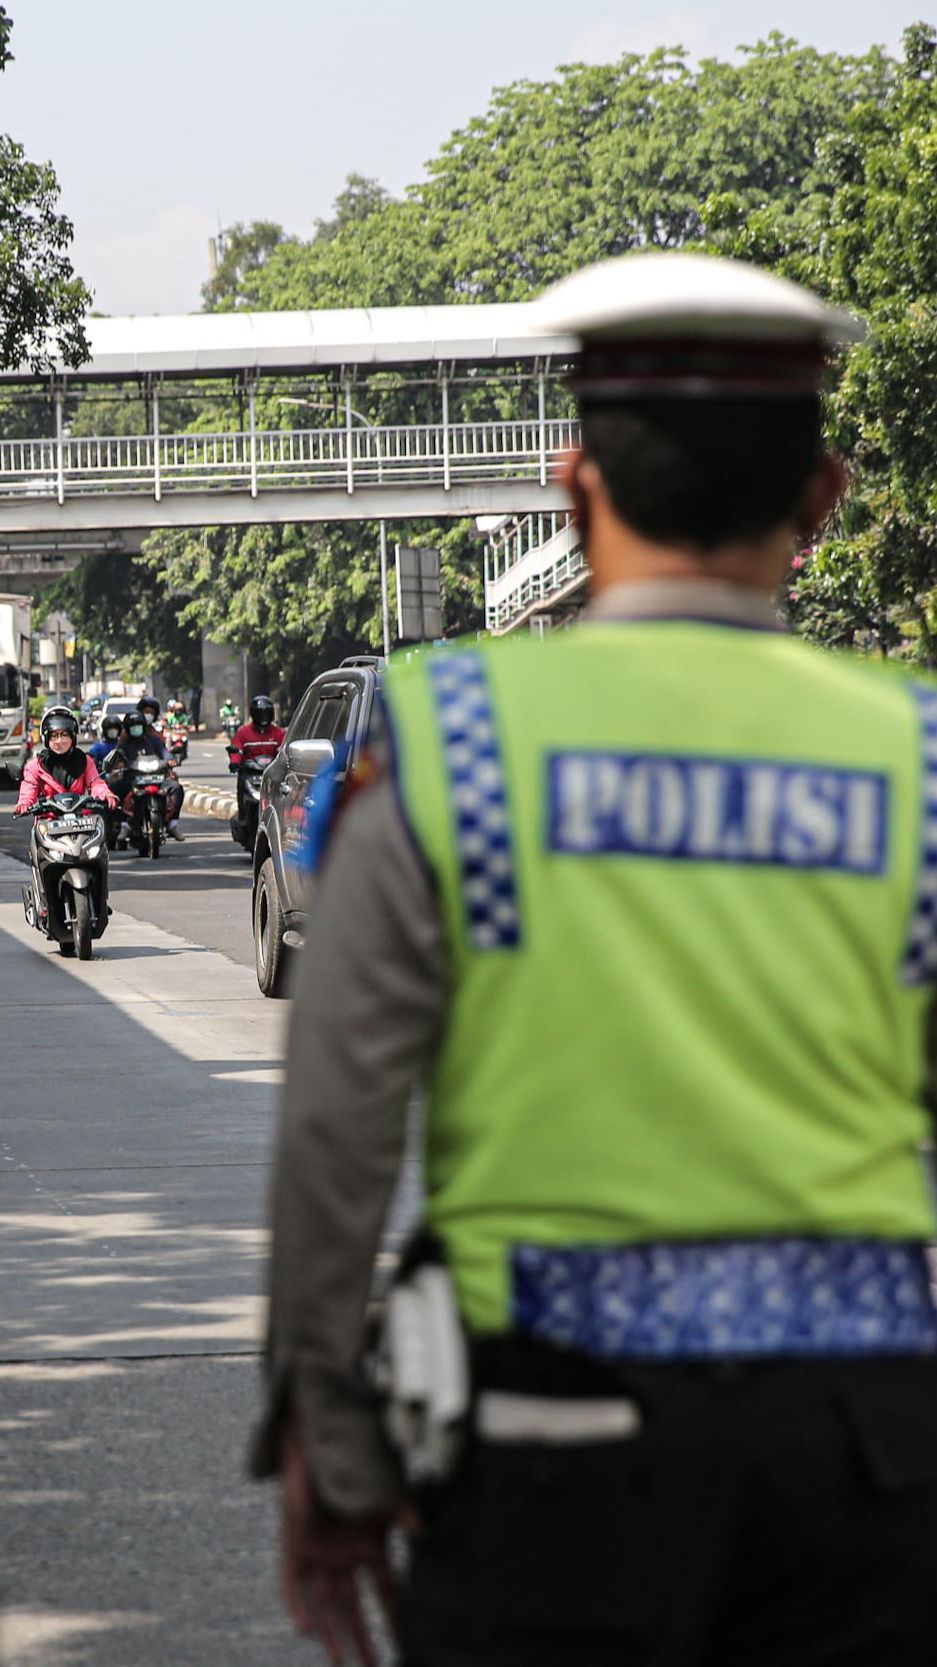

{"left": 20, "top": 792, "right": 110, "bottom": 959}
{"left": 122, "top": 755, "right": 173, "bottom": 859}
{"left": 229, "top": 745, "right": 278, "bottom": 853}
{"left": 166, "top": 725, "right": 189, "bottom": 766}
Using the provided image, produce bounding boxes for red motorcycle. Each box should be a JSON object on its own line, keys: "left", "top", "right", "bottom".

{"left": 122, "top": 755, "right": 173, "bottom": 859}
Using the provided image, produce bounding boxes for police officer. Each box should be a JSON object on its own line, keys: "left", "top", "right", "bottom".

{"left": 255, "top": 253, "right": 937, "bottom": 1667}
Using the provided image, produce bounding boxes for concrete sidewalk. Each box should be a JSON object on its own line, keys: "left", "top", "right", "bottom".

{"left": 0, "top": 860, "right": 320, "bottom": 1665}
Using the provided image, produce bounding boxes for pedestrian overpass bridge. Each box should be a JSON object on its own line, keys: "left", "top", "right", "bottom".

{"left": 0, "top": 304, "right": 578, "bottom": 544}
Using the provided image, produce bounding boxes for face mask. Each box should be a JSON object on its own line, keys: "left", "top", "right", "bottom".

{"left": 128, "top": 723, "right": 145, "bottom": 738}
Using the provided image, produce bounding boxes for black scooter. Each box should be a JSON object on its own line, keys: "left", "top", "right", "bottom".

{"left": 20, "top": 792, "right": 110, "bottom": 959}
{"left": 229, "top": 746, "right": 278, "bottom": 854}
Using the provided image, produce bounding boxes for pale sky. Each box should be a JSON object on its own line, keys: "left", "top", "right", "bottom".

{"left": 3, "top": 0, "right": 914, "bottom": 316}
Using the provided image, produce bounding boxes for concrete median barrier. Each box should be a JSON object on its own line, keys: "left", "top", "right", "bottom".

{"left": 181, "top": 782, "right": 237, "bottom": 820}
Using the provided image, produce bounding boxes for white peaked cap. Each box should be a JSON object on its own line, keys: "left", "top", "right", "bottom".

{"left": 534, "top": 251, "right": 864, "bottom": 346}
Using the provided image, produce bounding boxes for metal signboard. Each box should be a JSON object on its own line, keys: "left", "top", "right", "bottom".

{"left": 396, "top": 545, "right": 443, "bottom": 643}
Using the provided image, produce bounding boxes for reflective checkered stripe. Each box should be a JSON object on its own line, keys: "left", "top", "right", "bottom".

{"left": 901, "top": 683, "right": 937, "bottom": 985}
{"left": 512, "top": 1238, "right": 937, "bottom": 1359}
{"left": 428, "top": 651, "right": 521, "bottom": 951}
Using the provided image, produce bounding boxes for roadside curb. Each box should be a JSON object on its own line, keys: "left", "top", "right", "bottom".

{"left": 182, "top": 781, "right": 237, "bottom": 821}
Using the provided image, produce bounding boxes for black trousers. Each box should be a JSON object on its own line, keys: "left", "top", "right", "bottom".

{"left": 399, "top": 1341, "right": 937, "bottom": 1667}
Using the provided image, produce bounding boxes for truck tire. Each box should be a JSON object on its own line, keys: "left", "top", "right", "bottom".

{"left": 254, "top": 857, "right": 289, "bottom": 997}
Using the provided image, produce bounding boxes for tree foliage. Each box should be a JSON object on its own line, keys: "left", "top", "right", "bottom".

{"left": 769, "top": 24, "right": 937, "bottom": 661}
{"left": 200, "top": 220, "right": 285, "bottom": 312}
{"left": 36, "top": 551, "right": 202, "bottom": 691}
{"left": 0, "top": 8, "right": 90, "bottom": 371}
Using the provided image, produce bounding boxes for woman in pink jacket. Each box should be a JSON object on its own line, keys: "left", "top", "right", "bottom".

{"left": 15, "top": 707, "right": 118, "bottom": 814}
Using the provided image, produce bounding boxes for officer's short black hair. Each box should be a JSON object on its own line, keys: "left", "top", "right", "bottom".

{"left": 581, "top": 396, "right": 823, "bottom": 551}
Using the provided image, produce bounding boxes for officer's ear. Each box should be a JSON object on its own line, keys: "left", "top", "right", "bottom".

{"left": 559, "top": 448, "right": 606, "bottom": 545}
{"left": 795, "top": 451, "right": 847, "bottom": 540}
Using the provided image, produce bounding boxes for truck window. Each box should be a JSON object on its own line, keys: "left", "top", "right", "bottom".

{"left": 311, "top": 683, "right": 359, "bottom": 743}
{"left": 0, "top": 663, "right": 21, "bottom": 707}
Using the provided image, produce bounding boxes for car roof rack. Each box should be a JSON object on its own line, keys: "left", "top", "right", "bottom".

{"left": 339, "top": 655, "right": 385, "bottom": 668}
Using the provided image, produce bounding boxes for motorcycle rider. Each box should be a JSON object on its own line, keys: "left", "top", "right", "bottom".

{"left": 13, "top": 708, "right": 116, "bottom": 938}
{"left": 228, "top": 695, "right": 285, "bottom": 825}
{"left": 137, "top": 694, "right": 164, "bottom": 737}
{"left": 88, "top": 714, "right": 124, "bottom": 771}
{"left": 220, "top": 695, "right": 240, "bottom": 737}
{"left": 163, "top": 697, "right": 190, "bottom": 763}
{"left": 88, "top": 715, "right": 127, "bottom": 847}
{"left": 14, "top": 709, "right": 118, "bottom": 904}
{"left": 15, "top": 708, "right": 118, "bottom": 815}
{"left": 112, "top": 700, "right": 186, "bottom": 843}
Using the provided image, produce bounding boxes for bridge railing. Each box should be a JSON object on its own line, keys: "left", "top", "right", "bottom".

{"left": 0, "top": 418, "right": 580, "bottom": 502}
{"left": 486, "top": 513, "right": 586, "bottom": 633}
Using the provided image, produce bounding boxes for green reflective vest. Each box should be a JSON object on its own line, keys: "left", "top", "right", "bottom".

{"left": 384, "top": 622, "right": 937, "bottom": 1334}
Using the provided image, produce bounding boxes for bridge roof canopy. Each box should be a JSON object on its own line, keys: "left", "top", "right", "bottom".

{"left": 4, "top": 304, "right": 576, "bottom": 384}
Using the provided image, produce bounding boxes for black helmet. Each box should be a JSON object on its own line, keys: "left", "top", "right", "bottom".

{"left": 41, "top": 706, "right": 78, "bottom": 744}
{"left": 101, "top": 716, "right": 123, "bottom": 740}
{"left": 250, "top": 695, "right": 275, "bottom": 728}
{"left": 125, "top": 714, "right": 147, "bottom": 738}
{"left": 137, "top": 695, "right": 160, "bottom": 721}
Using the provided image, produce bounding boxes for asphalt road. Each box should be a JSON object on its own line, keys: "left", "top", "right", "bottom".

{"left": 0, "top": 739, "right": 327, "bottom": 1667}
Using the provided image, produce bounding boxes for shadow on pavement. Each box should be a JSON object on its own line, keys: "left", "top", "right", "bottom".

{"left": 103, "top": 869, "right": 254, "bottom": 894}
{"left": 0, "top": 918, "right": 312, "bottom": 1666}
{"left": 87, "top": 943, "right": 217, "bottom": 960}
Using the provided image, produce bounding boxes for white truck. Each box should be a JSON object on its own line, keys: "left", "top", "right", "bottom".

{"left": 0, "top": 594, "right": 32, "bottom": 785}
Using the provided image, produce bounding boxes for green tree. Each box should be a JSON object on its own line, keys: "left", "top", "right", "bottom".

{"left": 773, "top": 25, "right": 937, "bottom": 661}
{"left": 0, "top": 8, "right": 90, "bottom": 370}
{"left": 137, "top": 514, "right": 484, "bottom": 709}
{"left": 201, "top": 219, "right": 285, "bottom": 311}
{"left": 36, "top": 551, "right": 202, "bottom": 691}
{"left": 313, "top": 172, "right": 393, "bottom": 243}
{"left": 249, "top": 43, "right": 891, "bottom": 313}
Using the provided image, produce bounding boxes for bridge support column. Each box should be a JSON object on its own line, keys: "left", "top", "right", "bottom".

{"left": 379, "top": 520, "right": 391, "bottom": 657}
{"left": 441, "top": 374, "right": 450, "bottom": 492}
{"left": 538, "top": 370, "right": 547, "bottom": 487}
{"left": 54, "top": 386, "right": 65, "bottom": 506}
{"left": 201, "top": 635, "right": 243, "bottom": 733}
{"left": 248, "top": 381, "right": 258, "bottom": 499}
{"left": 152, "top": 383, "right": 161, "bottom": 502}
